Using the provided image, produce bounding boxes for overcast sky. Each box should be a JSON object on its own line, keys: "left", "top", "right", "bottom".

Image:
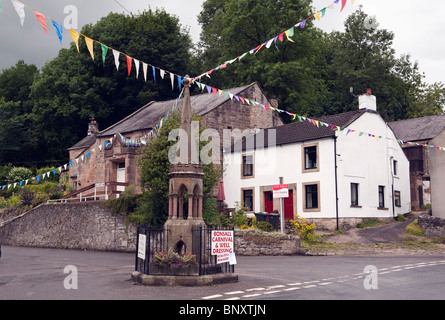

{"left": 0, "top": 0, "right": 443, "bottom": 85}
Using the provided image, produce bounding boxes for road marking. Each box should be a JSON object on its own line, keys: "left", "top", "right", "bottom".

{"left": 225, "top": 291, "right": 245, "bottom": 295}
{"left": 245, "top": 287, "right": 266, "bottom": 292}
{"left": 202, "top": 294, "right": 223, "bottom": 300}
{"left": 242, "top": 293, "right": 263, "bottom": 298}
{"left": 200, "top": 259, "right": 444, "bottom": 300}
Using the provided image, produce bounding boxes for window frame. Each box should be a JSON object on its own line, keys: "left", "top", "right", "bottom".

{"left": 241, "top": 188, "right": 255, "bottom": 212}
{"left": 350, "top": 183, "right": 360, "bottom": 207}
{"left": 303, "top": 182, "right": 321, "bottom": 212}
{"left": 302, "top": 143, "right": 320, "bottom": 173}
{"left": 394, "top": 190, "right": 401, "bottom": 207}
{"left": 378, "top": 185, "right": 386, "bottom": 209}
{"left": 241, "top": 153, "right": 255, "bottom": 179}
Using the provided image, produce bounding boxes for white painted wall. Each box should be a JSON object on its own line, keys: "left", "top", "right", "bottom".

{"left": 336, "top": 112, "right": 411, "bottom": 218}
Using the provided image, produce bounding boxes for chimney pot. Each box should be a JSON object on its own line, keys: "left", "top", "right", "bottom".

{"left": 367, "top": 88, "right": 372, "bottom": 95}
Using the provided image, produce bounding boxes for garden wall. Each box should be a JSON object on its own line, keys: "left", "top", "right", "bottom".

{"left": 0, "top": 202, "right": 303, "bottom": 256}
{"left": 234, "top": 229, "right": 302, "bottom": 256}
{"left": 0, "top": 201, "right": 136, "bottom": 252}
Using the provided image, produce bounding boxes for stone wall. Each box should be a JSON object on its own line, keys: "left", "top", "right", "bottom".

{"left": 0, "top": 201, "right": 136, "bottom": 252}
{"left": 234, "top": 229, "right": 302, "bottom": 256}
{"left": 0, "top": 202, "right": 303, "bottom": 256}
{"left": 418, "top": 214, "right": 445, "bottom": 238}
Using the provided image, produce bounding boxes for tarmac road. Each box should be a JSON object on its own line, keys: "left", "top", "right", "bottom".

{"left": 1, "top": 245, "right": 445, "bottom": 302}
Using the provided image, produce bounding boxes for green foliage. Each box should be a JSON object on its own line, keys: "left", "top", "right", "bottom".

{"left": 256, "top": 221, "right": 275, "bottom": 232}
{"left": 232, "top": 202, "right": 248, "bottom": 228}
{"left": 406, "top": 219, "right": 425, "bottom": 237}
{"left": 7, "top": 167, "right": 33, "bottom": 183}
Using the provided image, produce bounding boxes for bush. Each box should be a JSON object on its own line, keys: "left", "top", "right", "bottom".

{"left": 257, "top": 221, "right": 274, "bottom": 232}
{"left": 7, "top": 167, "right": 33, "bottom": 183}
{"left": 232, "top": 202, "right": 248, "bottom": 228}
{"left": 406, "top": 219, "right": 425, "bottom": 236}
{"left": 290, "top": 215, "right": 317, "bottom": 242}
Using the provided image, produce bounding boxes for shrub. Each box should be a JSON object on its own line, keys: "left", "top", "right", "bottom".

{"left": 256, "top": 221, "right": 275, "bottom": 232}
{"left": 290, "top": 215, "right": 317, "bottom": 241}
{"left": 406, "top": 219, "right": 424, "bottom": 236}
{"left": 232, "top": 202, "right": 248, "bottom": 228}
{"left": 7, "top": 167, "right": 33, "bottom": 184}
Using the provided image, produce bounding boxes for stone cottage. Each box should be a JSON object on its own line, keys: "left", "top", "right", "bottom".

{"left": 389, "top": 114, "right": 445, "bottom": 210}
{"left": 66, "top": 82, "right": 283, "bottom": 199}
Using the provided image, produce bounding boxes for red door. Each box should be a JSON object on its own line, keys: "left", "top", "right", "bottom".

{"left": 264, "top": 191, "right": 273, "bottom": 213}
{"left": 283, "top": 190, "right": 294, "bottom": 220}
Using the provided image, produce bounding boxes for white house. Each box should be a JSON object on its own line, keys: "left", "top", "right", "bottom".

{"left": 223, "top": 92, "right": 411, "bottom": 230}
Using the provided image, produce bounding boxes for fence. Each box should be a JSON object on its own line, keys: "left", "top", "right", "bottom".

{"left": 134, "top": 224, "right": 235, "bottom": 276}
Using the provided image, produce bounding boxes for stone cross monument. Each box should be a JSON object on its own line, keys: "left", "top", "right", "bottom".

{"left": 165, "top": 76, "right": 206, "bottom": 254}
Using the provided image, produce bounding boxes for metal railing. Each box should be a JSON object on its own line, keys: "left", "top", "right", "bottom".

{"left": 135, "top": 224, "right": 235, "bottom": 276}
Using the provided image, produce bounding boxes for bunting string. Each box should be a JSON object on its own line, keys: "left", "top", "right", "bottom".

{"left": 5, "top": 0, "right": 188, "bottom": 92}
{"left": 191, "top": 0, "right": 356, "bottom": 83}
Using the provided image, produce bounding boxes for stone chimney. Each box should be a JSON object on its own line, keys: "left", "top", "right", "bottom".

{"left": 358, "top": 89, "right": 377, "bottom": 112}
{"left": 88, "top": 120, "right": 99, "bottom": 136}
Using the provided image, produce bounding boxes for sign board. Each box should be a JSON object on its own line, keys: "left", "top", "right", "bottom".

{"left": 137, "top": 234, "right": 146, "bottom": 260}
{"left": 273, "top": 184, "right": 289, "bottom": 198}
{"left": 95, "top": 182, "right": 105, "bottom": 187}
{"left": 211, "top": 230, "right": 234, "bottom": 257}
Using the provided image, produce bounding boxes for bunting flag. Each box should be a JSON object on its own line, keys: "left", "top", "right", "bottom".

{"left": 34, "top": 10, "right": 47, "bottom": 34}
{"left": 126, "top": 55, "right": 132, "bottom": 76}
{"left": 101, "top": 44, "right": 108, "bottom": 65}
{"left": 143, "top": 62, "right": 148, "bottom": 82}
{"left": 70, "top": 29, "right": 80, "bottom": 52}
{"left": 52, "top": 20, "right": 63, "bottom": 45}
{"left": 191, "top": 0, "right": 354, "bottom": 83}
{"left": 0, "top": 0, "right": 2, "bottom": 12}
{"left": 193, "top": 80, "right": 445, "bottom": 154}
{"left": 134, "top": 59, "right": 140, "bottom": 79}
{"left": 11, "top": 0, "right": 25, "bottom": 26}
{"left": 113, "top": 49, "right": 120, "bottom": 71}
{"left": 84, "top": 36, "right": 94, "bottom": 60}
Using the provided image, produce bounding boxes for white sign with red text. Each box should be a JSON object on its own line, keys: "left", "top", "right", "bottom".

{"left": 211, "top": 230, "right": 234, "bottom": 264}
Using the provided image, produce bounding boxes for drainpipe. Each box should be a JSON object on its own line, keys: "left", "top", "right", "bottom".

{"left": 334, "top": 136, "right": 339, "bottom": 230}
{"left": 390, "top": 156, "right": 395, "bottom": 218}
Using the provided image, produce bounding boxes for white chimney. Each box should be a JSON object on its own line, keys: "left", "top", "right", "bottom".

{"left": 358, "top": 89, "right": 377, "bottom": 112}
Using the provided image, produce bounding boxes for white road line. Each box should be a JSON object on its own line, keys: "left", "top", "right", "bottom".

{"left": 225, "top": 297, "right": 240, "bottom": 300}
{"left": 263, "top": 290, "right": 282, "bottom": 295}
{"left": 202, "top": 294, "right": 223, "bottom": 300}
{"left": 225, "top": 291, "right": 245, "bottom": 295}
{"left": 242, "top": 293, "right": 263, "bottom": 298}
{"left": 245, "top": 287, "right": 266, "bottom": 292}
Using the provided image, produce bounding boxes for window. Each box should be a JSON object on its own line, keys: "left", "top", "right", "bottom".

{"left": 242, "top": 154, "right": 254, "bottom": 178}
{"left": 303, "top": 182, "right": 320, "bottom": 211}
{"left": 393, "top": 160, "right": 398, "bottom": 176}
{"left": 304, "top": 146, "right": 317, "bottom": 170}
{"left": 378, "top": 186, "right": 385, "bottom": 208}
{"left": 394, "top": 191, "right": 401, "bottom": 207}
{"left": 351, "top": 183, "right": 359, "bottom": 206}
{"left": 242, "top": 189, "right": 254, "bottom": 212}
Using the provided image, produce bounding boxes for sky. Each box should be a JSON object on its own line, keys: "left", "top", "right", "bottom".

{"left": 0, "top": 0, "right": 443, "bottom": 85}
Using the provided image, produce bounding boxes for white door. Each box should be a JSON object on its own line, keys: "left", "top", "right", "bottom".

{"left": 117, "top": 162, "right": 126, "bottom": 193}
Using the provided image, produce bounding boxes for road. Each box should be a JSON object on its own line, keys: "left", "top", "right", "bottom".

{"left": 1, "top": 246, "right": 445, "bottom": 302}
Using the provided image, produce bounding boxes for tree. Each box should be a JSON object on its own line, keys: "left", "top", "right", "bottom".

{"left": 29, "top": 9, "right": 193, "bottom": 163}
{"left": 0, "top": 98, "right": 28, "bottom": 164}
{"left": 196, "top": 0, "right": 328, "bottom": 120}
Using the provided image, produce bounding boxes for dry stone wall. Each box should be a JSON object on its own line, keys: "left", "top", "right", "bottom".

{"left": 0, "top": 201, "right": 136, "bottom": 252}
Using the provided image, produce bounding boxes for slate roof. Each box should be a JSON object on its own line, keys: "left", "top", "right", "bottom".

{"left": 69, "top": 83, "right": 259, "bottom": 150}
{"left": 228, "top": 109, "right": 367, "bottom": 152}
{"left": 68, "top": 134, "right": 97, "bottom": 151}
{"left": 97, "top": 83, "right": 254, "bottom": 137}
{"left": 388, "top": 114, "right": 445, "bottom": 142}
